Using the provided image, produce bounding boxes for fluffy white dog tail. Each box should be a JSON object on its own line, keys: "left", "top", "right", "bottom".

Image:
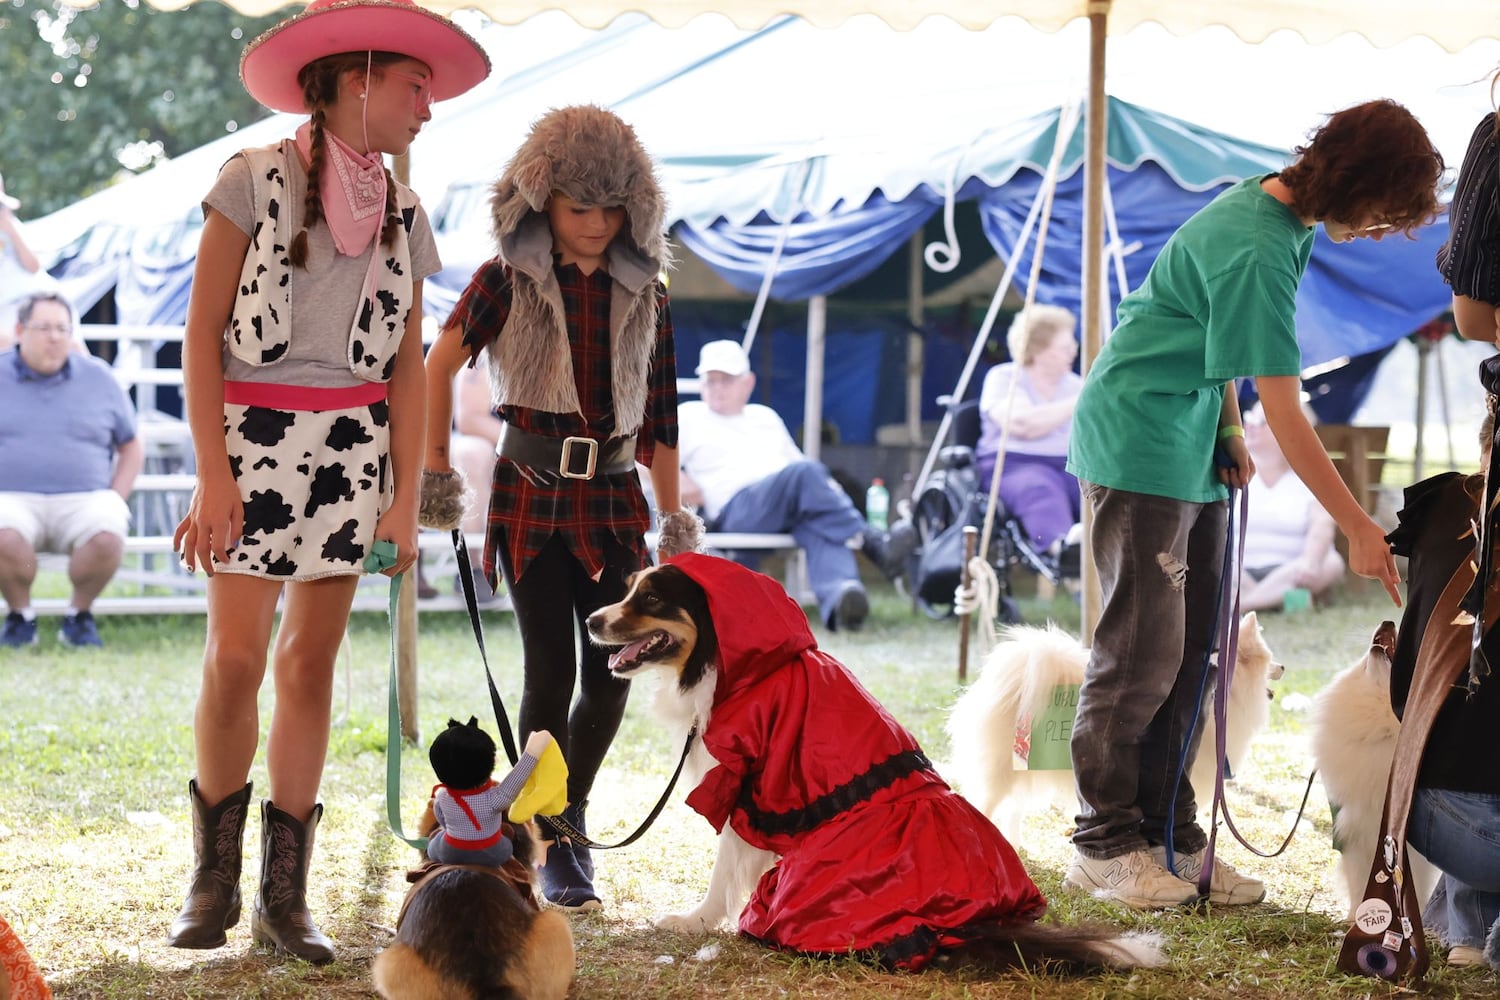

{"left": 947, "top": 623, "right": 1087, "bottom": 816}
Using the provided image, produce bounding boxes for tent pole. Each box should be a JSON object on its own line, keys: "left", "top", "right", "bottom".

{"left": 804, "top": 295, "right": 827, "bottom": 463}
{"left": 1414, "top": 337, "right": 1429, "bottom": 480}
{"left": 1436, "top": 334, "right": 1456, "bottom": 470}
{"left": 906, "top": 233, "right": 925, "bottom": 485}
{"left": 1080, "top": 1, "right": 1110, "bottom": 644}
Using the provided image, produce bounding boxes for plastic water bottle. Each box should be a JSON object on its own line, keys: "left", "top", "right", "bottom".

{"left": 865, "top": 478, "right": 889, "bottom": 532}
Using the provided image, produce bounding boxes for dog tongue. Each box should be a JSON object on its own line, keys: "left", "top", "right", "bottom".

{"left": 609, "top": 636, "right": 655, "bottom": 671}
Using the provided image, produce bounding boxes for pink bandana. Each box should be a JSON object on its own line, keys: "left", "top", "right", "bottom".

{"left": 296, "top": 121, "right": 387, "bottom": 258}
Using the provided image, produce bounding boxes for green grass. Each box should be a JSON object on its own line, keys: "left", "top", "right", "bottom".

{"left": 0, "top": 575, "right": 1490, "bottom": 998}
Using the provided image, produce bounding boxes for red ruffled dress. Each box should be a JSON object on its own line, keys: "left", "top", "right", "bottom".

{"left": 669, "top": 553, "right": 1047, "bottom": 969}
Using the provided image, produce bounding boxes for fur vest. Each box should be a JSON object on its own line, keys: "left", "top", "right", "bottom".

{"left": 482, "top": 219, "right": 660, "bottom": 436}
{"left": 482, "top": 106, "right": 670, "bottom": 436}
{"left": 229, "top": 140, "right": 418, "bottom": 382}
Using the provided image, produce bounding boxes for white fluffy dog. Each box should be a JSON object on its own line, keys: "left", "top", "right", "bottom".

{"left": 947, "top": 612, "right": 1282, "bottom": 842}
{"left": 1308, "top": 620, "right": 1437, "bottom": 919}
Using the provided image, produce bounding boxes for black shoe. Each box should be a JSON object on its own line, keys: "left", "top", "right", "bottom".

{"left": 559, "top": 801, "right": 593, "bottom": 882}
{"left": 861, "top": 519, "right": 917, "bottom": 581}
{"left": 830, "top": 583, "right": 869, "bottom": 632}
{"left": 537, "top": 821, "right": 602, "bottom": 912}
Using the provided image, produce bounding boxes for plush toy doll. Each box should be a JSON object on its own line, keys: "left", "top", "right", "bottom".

{"left": 426, "top": 719, "right": 567, "bottom": 867}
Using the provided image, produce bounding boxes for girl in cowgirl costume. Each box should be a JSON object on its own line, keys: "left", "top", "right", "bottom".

{"left": 423, "top": 104, "right": 701, "bottom": 911}
{"left": 167, "top": 0, "right": 488, "bottom": 964}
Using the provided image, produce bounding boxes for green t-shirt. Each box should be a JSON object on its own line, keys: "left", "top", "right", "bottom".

{"left": 1067, "top": 175, "right": 1312, "bottom": 503}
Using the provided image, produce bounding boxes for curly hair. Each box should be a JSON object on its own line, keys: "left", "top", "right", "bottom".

{"left": 288, "top": 51, "right": 407, "bottom": 269}
{"left": 1279, "top": 99, "right": 1444, "bottom": 237}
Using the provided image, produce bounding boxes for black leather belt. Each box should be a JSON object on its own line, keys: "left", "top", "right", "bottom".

{"left": 498, "top": 424, "right": 636, "bottom": 480}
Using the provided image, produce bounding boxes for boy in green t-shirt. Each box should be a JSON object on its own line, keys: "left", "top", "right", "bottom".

{"left": 1063, "top": 100, "right": 1443, "bottom": 910}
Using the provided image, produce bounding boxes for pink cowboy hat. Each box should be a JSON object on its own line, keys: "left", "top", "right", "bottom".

{"left": 240, "top": 0, "right": 490, "bottom": 115}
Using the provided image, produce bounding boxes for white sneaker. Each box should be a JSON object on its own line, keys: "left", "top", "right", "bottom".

{"left": 1149, "top": 846, "right": 1266, "bottom": 905}
{"left": 1063, "top": 848, "right": 1201, "bottom": 909}
{"left": 1448, "top": 945, "right": 1485, "bottom": 967}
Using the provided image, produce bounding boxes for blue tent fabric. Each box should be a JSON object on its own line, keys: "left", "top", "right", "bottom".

{"left": 674, "top": 190, "right": 940, "bottom": 301}
{"left": 37, "top": 85, "right": 1451, "bottom": 444}
{"left": 676, "top": 98, "right": 1452, "bottom": 372}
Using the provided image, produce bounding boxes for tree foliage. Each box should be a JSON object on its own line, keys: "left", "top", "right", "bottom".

{"left": 0, "top": 0, "right": 285, "bottom": 218}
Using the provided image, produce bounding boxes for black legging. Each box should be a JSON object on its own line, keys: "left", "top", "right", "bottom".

{"left": 496, "top": 529, "right": 636, "bottom": 803}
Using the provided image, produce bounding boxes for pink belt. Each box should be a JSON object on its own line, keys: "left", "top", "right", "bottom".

{"left": 223, "top": 380, "right": 387, "bottom": 411}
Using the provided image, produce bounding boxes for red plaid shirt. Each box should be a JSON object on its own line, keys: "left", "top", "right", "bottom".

{"left": 454, "top": 258, "right": 678, "bottom": 583}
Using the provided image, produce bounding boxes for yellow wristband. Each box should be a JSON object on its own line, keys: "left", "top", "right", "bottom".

{"left": 1217, "top": 425, "right": 1244, "bottom": 440}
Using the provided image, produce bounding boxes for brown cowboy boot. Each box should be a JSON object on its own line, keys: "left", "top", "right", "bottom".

{"left": 167, "top": 779, "right": 252, "bottom": 949}
{"left": 250, "top": 800, "right": 334, "bottom": 964}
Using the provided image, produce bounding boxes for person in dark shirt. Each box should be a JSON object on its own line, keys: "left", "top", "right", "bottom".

{"left": 1396, "top": 118, "right": 1500, "bottom": 960}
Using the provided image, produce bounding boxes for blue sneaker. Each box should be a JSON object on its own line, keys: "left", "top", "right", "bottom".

{"left": 58, "top": 610, "right": 103, "bottom": 648}
{"left": 1, "top": 612, "right": 38, "bottom": 648}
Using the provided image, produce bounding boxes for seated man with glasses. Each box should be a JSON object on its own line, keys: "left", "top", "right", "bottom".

{"left": 0, "top": 293, "right": 142, "bottom": 648}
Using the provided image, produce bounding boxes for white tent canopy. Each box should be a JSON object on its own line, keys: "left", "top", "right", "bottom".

{"left": 66, "top": 0, "right": 1500, "bottom": 52}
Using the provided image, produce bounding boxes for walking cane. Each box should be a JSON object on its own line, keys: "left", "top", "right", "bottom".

{"left": 957, "top": 525, "right": 978, "bottom": 682}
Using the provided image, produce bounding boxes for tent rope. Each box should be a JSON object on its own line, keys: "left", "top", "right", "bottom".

{"left": 924, "top": 136, "right": 977, "bottom": 273}
{"left": 909, "top": 106, "right": 1076, "bottom": 497}
{"left": 963, "top": 102, "right": 1079, "bottom": 649}
{"left": 742, "top": 158, "right": 814, "bottom": 355}
{"left": 954, "top": 556, "right": 1001, "bottom": 645}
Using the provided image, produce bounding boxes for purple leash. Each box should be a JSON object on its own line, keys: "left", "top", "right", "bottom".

{"left": 1198, "top": 483, "right": 1247, "bottom": 897}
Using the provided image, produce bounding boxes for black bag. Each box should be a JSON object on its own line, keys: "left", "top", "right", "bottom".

{"left": 913, "top": 495, "right": 981, "bottom": 608}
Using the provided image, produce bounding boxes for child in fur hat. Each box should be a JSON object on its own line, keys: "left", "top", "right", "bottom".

{"left": 422, "top": 105, "right": 701, "bottom": 911}
{"left": 426, "top": 720, "right": 567, "bottom": 868}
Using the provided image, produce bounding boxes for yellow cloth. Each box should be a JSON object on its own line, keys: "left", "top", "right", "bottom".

{"left": 507, "top": 737, "right": 568, "bottom": 821}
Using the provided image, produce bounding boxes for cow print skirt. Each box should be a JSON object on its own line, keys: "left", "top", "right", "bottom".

{"left": 212, "top": 398, "right": 393, "bottom": 580}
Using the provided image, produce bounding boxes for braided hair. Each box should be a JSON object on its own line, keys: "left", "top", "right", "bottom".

{"left": 289, "top": 51, "right": 407, "bottom": 269}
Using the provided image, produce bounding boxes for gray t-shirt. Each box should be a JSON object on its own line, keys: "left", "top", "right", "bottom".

{"left": 204, "top": 143, "right": 441, "bottom": 388}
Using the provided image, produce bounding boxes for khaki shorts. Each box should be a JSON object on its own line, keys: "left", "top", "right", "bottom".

{"left": 0, "top": 490, "right": 131, "bottom": 553}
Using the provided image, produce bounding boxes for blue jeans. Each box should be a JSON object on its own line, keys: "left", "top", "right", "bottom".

{"left": 713, "top": 460, "right": 867, "bottom": 625}
{"left": 1070, "top": 483, "right": 1227, "bottom": 859}
{"left": 1409, "top": 788, "right": 1500, "bottom": 953}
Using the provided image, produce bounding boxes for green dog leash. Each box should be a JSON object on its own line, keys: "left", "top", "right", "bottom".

{"left": 366, "top": 539, "right": 428, "bottom": 851}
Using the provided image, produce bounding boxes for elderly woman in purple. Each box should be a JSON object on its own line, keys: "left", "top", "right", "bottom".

{"left": 974, "top": 305, "right": 1082, "bottom": 552}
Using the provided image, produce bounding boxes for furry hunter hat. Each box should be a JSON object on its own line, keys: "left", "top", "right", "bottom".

{"left": 240, "top": 0, "right": 491, "bottom": 114}
{"left": 428, "top": 716, "right": 496, "bottom": 791}
{"left": 490, "top": 104, "right": 668, "bottom": 267}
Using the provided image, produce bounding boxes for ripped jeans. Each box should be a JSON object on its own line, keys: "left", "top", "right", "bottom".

{"left": 1070, "top": 482, "right": 1228, "bottom": 859}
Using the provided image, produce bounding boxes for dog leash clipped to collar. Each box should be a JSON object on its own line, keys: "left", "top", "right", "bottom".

{"left": 378, "top": 533, "right": 523, "bottom": 851}
{"left": 1173, "top": 487, "right": 1315, "bottom": 896}
{"left": 451, "top": 530, "right": 521, "bottom": 766}
{"left": 370, "top": 541, "right": 427, "bottom": 851}
{"left": 540, "top": 723, "right": 699, "bottom": 852}
{"left": 1206, "top": 487, "right": 1320, "bottom": 863}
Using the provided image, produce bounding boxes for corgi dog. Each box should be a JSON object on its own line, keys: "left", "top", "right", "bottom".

{"left": 586, "top": 555, "right": 1163, "bottom": 974}
{"left": 947, "top": 612, "right": 1283, "bottom": 842}
{"left": 1308, "top": 620, "right": 1437, "bottom": 919}
{"left": 372, "top": 810, "right": 574, "bottom": 1000}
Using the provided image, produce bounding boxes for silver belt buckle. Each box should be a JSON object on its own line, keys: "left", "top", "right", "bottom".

{"left": 559, "top": 436, "right": 598, "bottom": 480}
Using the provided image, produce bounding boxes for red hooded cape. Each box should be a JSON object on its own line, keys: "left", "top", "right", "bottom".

{"left": 669, "top": 553, "right": 1046, "bottom": 969}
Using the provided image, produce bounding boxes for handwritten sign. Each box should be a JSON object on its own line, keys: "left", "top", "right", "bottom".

{"left": 1027, "top": 683, "right": 1079, "bottom": 771}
